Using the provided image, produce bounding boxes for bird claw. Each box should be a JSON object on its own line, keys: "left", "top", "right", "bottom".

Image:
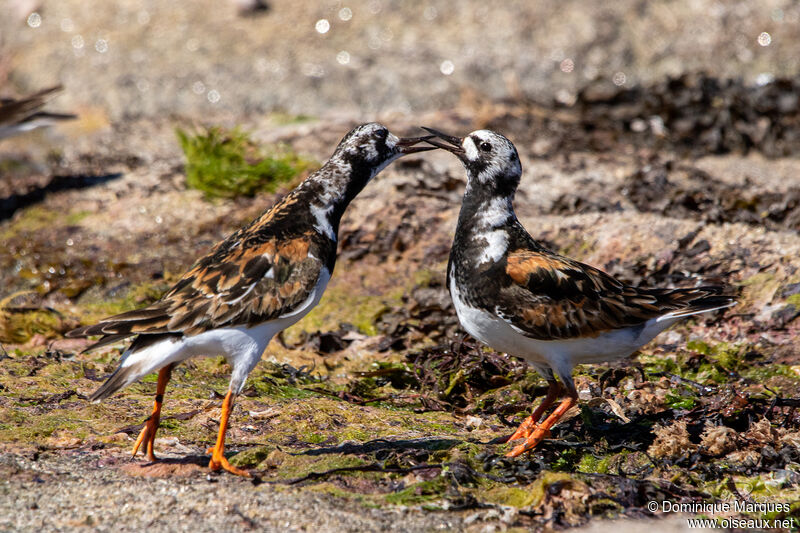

{"left": 131, "top": 417, "right": 159, "bottom": 461}
{"left": 507, "top": 416, "right": 539, "bottom": 442}
{"left": 207, "top": 447, "right": 251, "bottom": 477}
{"left": 505, "top": 428, "right": 551, "bottom": 457}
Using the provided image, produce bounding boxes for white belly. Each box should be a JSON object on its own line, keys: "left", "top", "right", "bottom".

{"left": 449, "top": 275, "right": 675, "bottom": 370}
{"left": 119, "top": 267, "right": 332, "bottom": 392}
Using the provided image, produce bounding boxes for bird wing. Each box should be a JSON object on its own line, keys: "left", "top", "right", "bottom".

{"left": 492, "top": 248, "right": 726, "bottom": 340}
{"left": 0, "top": 86, "right": 66, "bottom": 125}
{"left": 67, "top": 229, "right": 325, "bottom": 341}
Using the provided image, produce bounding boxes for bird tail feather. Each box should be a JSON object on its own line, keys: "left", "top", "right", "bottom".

{"left": 88, "top": 334, "right": 180, "bottom": 402}
{"left": 89, "top": 362, "right": 143, "bottom": 402}
{"left": 656, "top": 288, "right": 736, "bottom": 321}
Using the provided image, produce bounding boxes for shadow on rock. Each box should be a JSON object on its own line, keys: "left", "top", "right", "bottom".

{"left": 1, "top": 173, "right": 123, "bottom": 221}
{"left": 297, "top": 436, "right": 461, "bottom": 457}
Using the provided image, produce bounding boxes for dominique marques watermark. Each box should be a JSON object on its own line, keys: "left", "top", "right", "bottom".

{"left": 647, "top": 500, "right": 796, "bottom": 529}
{"left": 653, "top": 501, "right": 791, "bottom": 514}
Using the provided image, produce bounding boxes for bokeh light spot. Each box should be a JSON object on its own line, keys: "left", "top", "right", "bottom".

{"left": 315, "top": 19, "right": 330, "bottom": 34}
{"left": 440, "top": 60, "right": 454, "bottom": 75}
{"left": 27, "top": 12, "right": 42, "bottom": 28}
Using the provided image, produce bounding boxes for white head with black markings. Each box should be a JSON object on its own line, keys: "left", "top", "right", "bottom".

{"left": 423, "top": 127, "right": 522, "bottom": 197}
{"left": 310, "top": 122, "right": 434, "bottom": 209}
{"left": 333, "top": 122, "right": 435, "bottom": 179}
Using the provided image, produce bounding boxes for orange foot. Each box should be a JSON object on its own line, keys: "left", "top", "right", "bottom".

{"left": 131, "top": 364, "right": 173, "bottom": 461}
{"left": 132, "top": 414, "right": 160, "bottom": 461}
{"left": 505, "top": 394, "right": 576, "bottom": 458}
{"left": 205, "top": 389, "right": 251, "bottom": 477}
{"left": 207, "top": 446, "right": 250, "bottom": 477}
{"left": 507, "top": 414, "right": 543, "bottom": 443}
{"left": 504, "top": 381, "right": 561, "bottom": 443}
{"left": 506, "top": 427, "right": 552, "bottom": 457}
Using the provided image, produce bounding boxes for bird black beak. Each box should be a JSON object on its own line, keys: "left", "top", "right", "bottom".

{"left": 396, "top": 135, "right": 437, "bottom": 154}
{"left": 420, "top": 127, "right": 465, "bottom": 158}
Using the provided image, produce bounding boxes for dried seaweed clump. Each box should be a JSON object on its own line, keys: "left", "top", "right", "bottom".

{"left": 406, "top": 338, "right": 535, "bottom": 412}
{"left": 700, "top": 423, "right": 738, "bottom": 456}
{"left": 744, "top": 417, "right": 778, "bottom": 445}
{"left": 648, "top": 419, "right": 697, "bottom": 459}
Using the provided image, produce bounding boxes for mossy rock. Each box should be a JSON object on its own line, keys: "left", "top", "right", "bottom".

{"left": 177, "top": 126, "right": 316, "bottom": 198}
{"left": 230, "top": 445, "right": 276, "bottom": 468}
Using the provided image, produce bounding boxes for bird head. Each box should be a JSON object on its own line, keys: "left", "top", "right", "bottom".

{"left": 422, "top": 127, "right": 521, "bottom": 196}
{"left": 334, "top": 122, "right": 434, "bottom": 175}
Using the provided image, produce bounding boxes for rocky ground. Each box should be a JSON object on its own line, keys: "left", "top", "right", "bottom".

{"left": 1, "top": 1, "right": 800, "bottom": 531}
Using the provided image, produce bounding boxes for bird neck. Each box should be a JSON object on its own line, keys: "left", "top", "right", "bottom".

{"left": 455, "top": 187, "right": 516, "bottom": 239}
{"left": 298, "top": 156, "right": 377, "bottom": 240}
{"left": 447, "top": 188, "right": 517, "bottom": 283}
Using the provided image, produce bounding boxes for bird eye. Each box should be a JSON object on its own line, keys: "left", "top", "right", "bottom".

{"left": 479, "top": 141, "right": 492, "bottom": 152}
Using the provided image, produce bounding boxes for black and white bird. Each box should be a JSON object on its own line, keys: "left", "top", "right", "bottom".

{"left": 0, "top": 85, "right": 77, "bottom": 141}
{"left": 424, "top": 127, "right": 735, "bottom": 457}
{"left": 67, "top": 123, "right": 432, "bottom": 475}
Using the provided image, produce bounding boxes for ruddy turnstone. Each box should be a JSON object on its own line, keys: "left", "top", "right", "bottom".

{"left": 0, "top": 85, "right": 77, "bottom": 141}
{"left": 67, "top": 123, "right": 433, "bottom": 476}
{"left": 424, "top": 127, "right": 736, "bottom": 457}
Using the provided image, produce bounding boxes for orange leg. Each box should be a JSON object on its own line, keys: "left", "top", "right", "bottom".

{"left": 506, "top": 381, "right": 562, "bottom": 443}
{"left": 132, "top": 364, "right": 174, "bottom": 461}
{"left": 506, "top": 392, "right": 578, "bottom": 458}
{"left": 207, "top": 389, "right": 250, "bottom": 477}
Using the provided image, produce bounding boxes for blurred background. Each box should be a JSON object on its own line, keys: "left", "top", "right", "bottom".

{"left": 3, "top": 0, "right": 799, "bottom": 123}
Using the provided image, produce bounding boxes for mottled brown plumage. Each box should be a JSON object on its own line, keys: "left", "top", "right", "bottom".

{"left": 69, "top": 228, "right": 326, "bottom": 341}
{"left": 498, "top": 248, "right": 731, "bottom": 340}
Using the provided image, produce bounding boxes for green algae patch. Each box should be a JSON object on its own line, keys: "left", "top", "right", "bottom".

{"left": 230, "top": 445, "right": 276, "bottom": 468}
{"left": 64, "top": 210, "right": 92, "bottom": 225}
{"left": 252, "top": 395, "right": 461, "bottom": 447}
{"left": 0, "top": 306, "right": 64, "bottom": 344}
{"left": 266, "top": 453, "right": 368, "bottom": 481}
{"left": 639, "top": 341, "right": 759, "bottom": 386}
{"left": 741, "top": 364, "right": 800, "bottom": 394}
{"left": 0, "top": 206, "right": 59, "bottom": 241}
{"left": 248, "top": 378, "right": 319, "bottom": 401}
{"left": 177, "top": 126, "right": 316, "bottom": 199}
{"left": 385, "top": 475, "right": 449, "bottom": 505}
{"left": 742, "top": 364, "right": 800, "bottom": 381}
{"left": 78, "top": 280, "right": 171, "bottom": 325}
{"left": 481, "top": 485, "right": 539, "bottom": 508}
{"left": 738, "top": 271, "right": 781, "bottom": 308}
{"left": 1, "top": 205, "right": 95, "bottom": 245}
{"left": 665, "top": 392, "right": 697, "bottom": 410}
{"left": 286, "top": 286, "right": 395, "bottom": 338}
{"left": 529, "top": 472, "right": 587, "bottom": 507}
{"left": 576, "top": 453, "right": 611, "bottom": 475}
{"left": 0, "top": 405, "right": 93, "bottom": 443}
{"left": 708, "top": 473, "right": 800, "bottom": 520}
{"left": 304, "top": 482, "right": 383, "bottom": 507}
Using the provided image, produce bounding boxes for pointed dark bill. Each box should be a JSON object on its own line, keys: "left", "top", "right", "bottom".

{"left": 396, "top": 135, "right": 437, "bottom": 154}
{"left": 420, "top": 127, "right": 465, "bottom": 156}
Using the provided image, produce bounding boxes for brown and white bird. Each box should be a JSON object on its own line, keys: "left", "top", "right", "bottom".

{"left": 424, "top": 127, "right": 735, "bottom": 457}
{"left": 67, "top": 123, "right": 432, "bottom": 475}
{"left": 0, "top": 85, "right": 76, "bottom": 141}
